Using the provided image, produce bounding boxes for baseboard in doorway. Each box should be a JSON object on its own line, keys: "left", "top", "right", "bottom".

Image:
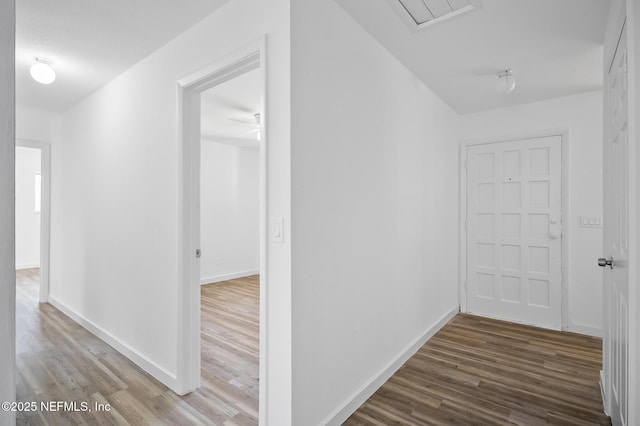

{"left": 322, "top": 306, "right": 459, "bottom": 426}
{"left": 16, "top": 263, "right": 39, "bottom": 270}
{"left": 200, "top": 269, "right": 259, "bottom": 285}
{"left": 48, "top": 295, "right": 179, "bottom": 391}
{"left": 567, "top": 322, "right": 603, "bottom": 338}
{"left": 599, "top": 370, "right": 609, "bottom": 416}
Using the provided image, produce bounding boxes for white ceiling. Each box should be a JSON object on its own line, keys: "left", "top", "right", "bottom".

{"left": 17, "top": 0, "right": 610, "bottom": 116}
{"left": 201, "top": 68, "right": 262, "bottom": 148}
{"left": 16, "top": 0, "right": 230, "bottom": 113}
{"left": 334, "top": 0, "right": 611, "bottom": 114}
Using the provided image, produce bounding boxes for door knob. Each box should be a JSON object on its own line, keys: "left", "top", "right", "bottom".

{"left": 598, "top": 257, "right": 613, "bottom": 269}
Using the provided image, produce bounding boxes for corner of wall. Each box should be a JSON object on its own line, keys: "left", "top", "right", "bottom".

{"left": 0, "top": 1, "right": 16, "bottom": 424}
{"left": 47, "top": 295, "right": 180, "bottom": 390}
{"left": 321, "top": 307, "right": 458, "bottom": 425}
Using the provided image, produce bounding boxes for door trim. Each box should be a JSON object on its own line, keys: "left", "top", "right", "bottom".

{"left": 459, "top": 129, "right": 569, "bottom": 331}
{"left": 176, "top": 37, "right": 267, "bottom": 424}
{"left": 15, "top": 139, "right": 51, "bottom": 304}
{"left": 627, "top": 0, "right": 639, "bottom": 422}
{"left": 625, "top": 0, "right": 639, "bottom": 423}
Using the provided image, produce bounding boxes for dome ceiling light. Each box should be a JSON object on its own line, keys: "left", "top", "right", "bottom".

{"left": 30, "top": 57, "right": 56, "bottom": 85}
{"left": 496, "top": 69, "right": 516, "bottom": 94}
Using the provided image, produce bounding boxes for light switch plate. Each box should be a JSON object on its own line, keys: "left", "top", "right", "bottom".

{"left": 272, "top": 218, "right": 284, "bottom": 243}
{"left": 580, "top": 216, "right": 602, "bottom": 228}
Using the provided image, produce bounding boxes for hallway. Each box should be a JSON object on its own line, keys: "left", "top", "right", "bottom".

{"left": 15, "top": 270, "right": 259, "bottom": 425}
{"left": 346, "top": 314, "right": 610, "bottom": 425}
{"left": 14, "top": 269, "right": 610, "bottom": 425}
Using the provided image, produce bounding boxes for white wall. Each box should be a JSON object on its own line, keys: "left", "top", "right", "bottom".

{"left": 200, "top": 142, "right": 259, "bottom": 283}
{"left": 459, "top": 91, "right": 604, "bottom": 336}
{"left": 50, "top": 0, "right": 292, "bottom": 423}
{"left": 15, "top": 146, "right": 41, "bottom": 269}
{"left": 16, "top": 105, "right": 57, "bottom": 142}
{"left": 0, "top": 1, "right": 16, "bottom": 424}
{"left": 291, "top": 1, "right": 460, "bottom": 424}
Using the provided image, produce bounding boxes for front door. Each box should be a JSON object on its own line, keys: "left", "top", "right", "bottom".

{"left": 466, "top": 136, "right": 562, "bottom": 329}
{"left": 602, "top": 18, "right": 629, "bottom": 426}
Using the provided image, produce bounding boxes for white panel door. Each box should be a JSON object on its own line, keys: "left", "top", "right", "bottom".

{"left": 466, "top": 136, "right": 562, "bottom": 328}
{"left": 602, "top": 20, "right": 629, "bottom": 426}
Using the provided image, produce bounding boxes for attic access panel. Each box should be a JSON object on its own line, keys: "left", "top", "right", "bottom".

{"left": 390, "top": 0, "right": 482, "bottom": 31}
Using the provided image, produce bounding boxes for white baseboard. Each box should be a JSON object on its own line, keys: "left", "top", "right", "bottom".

{"left": 599, "top": 369, "right": 608, "bottom": 415}
{"left": 16, "top": 263, "right": 40, "bottom": 270}
{"left": 567, "top": 322, "right": 603, "bottom": 338}
{"left": 322, "top": 306, "right": 459, "bottom": 426}
{"left": 48, "top": 295, "right": 178, "bottom": 391}
{"left": 200, "top": 269, "right": 259, "bottom": 285}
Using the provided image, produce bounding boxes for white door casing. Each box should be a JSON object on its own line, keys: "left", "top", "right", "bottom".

{"left": 466, "top": 136, "right": 562, "bottom": 329}
{"left": 603, "top": 18, "right": 629, "bottom": 426}
{"left": 177, "top": 41, "right": 267, "bottom": 422}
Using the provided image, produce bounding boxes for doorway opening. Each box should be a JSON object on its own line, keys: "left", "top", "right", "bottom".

{"left": 177, "top": 42, "right": 266, "bottom": 425}
{"left": 199, "top": 68, "right": 261, "bottom": 286}
{"left": 15, "top": 140, "right": 50, "bottom": 305}
{"left": 199, "top": 68, "right": 261, "bottom": 417}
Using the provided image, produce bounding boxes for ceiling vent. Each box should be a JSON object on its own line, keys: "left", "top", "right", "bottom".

{"left": 389, "top": 0, "right": 482, "bottom": 31}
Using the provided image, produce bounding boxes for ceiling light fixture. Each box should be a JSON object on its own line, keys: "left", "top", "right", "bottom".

{"left": 254, "top": 113, "right": 261, "bottom": 141}
{"left": 496, "top": 69, "right": 516, "bottom": 94}
{"left": 30, "top": 57, "right": 56, "bottom": 85}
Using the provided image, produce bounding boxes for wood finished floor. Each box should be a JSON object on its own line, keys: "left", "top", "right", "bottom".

{"left": 345, "top": 313, "right": 610, "bottom": 426}
{"left": 15, "top": 269, "right": 259, "bottom": 425}
{"left": 17, "top": 270, "right": 609, "bottom": 425}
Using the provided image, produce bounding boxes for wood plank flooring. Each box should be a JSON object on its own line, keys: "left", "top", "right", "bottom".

{"left": 16, "top": 270, "right": 610, "bottom": 425}
{"left": 15, "top": 269, "right": 259, "bottom": 425}
{"left": 345, "top": 313, "right": 610, "bottom": 426}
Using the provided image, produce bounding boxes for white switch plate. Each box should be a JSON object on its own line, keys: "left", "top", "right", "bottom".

{"left": 272, "top": 218, "right": 284, "bottom": 243}
{"left": 580, "top": 216, "right": 602, "bottom": 228}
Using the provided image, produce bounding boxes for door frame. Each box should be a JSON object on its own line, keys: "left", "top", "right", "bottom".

{"left": 175, "top": 37, "right": 267, "bottom": 419}
{"left": 459, "top": 129, "right": 570, "bottom": 330}
{"left": 627, "top": 0, "right": 639, "bottom": 422}
{"left": 15, "top": 139, "right": 51, "bottom": 303}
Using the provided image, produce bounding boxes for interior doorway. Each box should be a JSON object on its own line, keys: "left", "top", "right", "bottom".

{"left": 176, "top": 42, "right": 266, "bottom": 423}
{"left": 15, "top": 140, "right": 50, "bottom": 304}
{"left": 198, "top": 68, "right": 261, "bottom": 418}
{"left": 199, "top": 69, "right": 261, "bottom": 286}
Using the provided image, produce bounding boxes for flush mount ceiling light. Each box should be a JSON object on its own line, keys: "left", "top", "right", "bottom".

{"left": 30, "top": 57, "right": 56, "bottom": 85}
{"left": 254, "top": 113, "right": 261, "bottom": 141}
{"left": 496, "top": 69, "right": 516, "bottom": 94}
{"left": 228, "top": 112, "right": 261, "bottom": 140}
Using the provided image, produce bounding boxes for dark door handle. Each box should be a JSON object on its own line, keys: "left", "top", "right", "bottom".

{"left": 598, "top": 257, "right": 613, "bottom": 269}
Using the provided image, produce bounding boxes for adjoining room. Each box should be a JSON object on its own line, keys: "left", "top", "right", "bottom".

{"left": 198, "top": 67, "right": 262, "bottom": 420}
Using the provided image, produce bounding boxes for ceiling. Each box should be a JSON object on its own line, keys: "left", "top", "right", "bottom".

{"left": 334, "top": 0, "right": 611, "bottom": 114}
{"left": 201, "top": 68, "right": 262, "bottom": 148}
{"left": 17, "top": 0, "right": 610, "bottom": 116}
{"left": 16, "top": 0, "right": 230, "bottom": 113}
